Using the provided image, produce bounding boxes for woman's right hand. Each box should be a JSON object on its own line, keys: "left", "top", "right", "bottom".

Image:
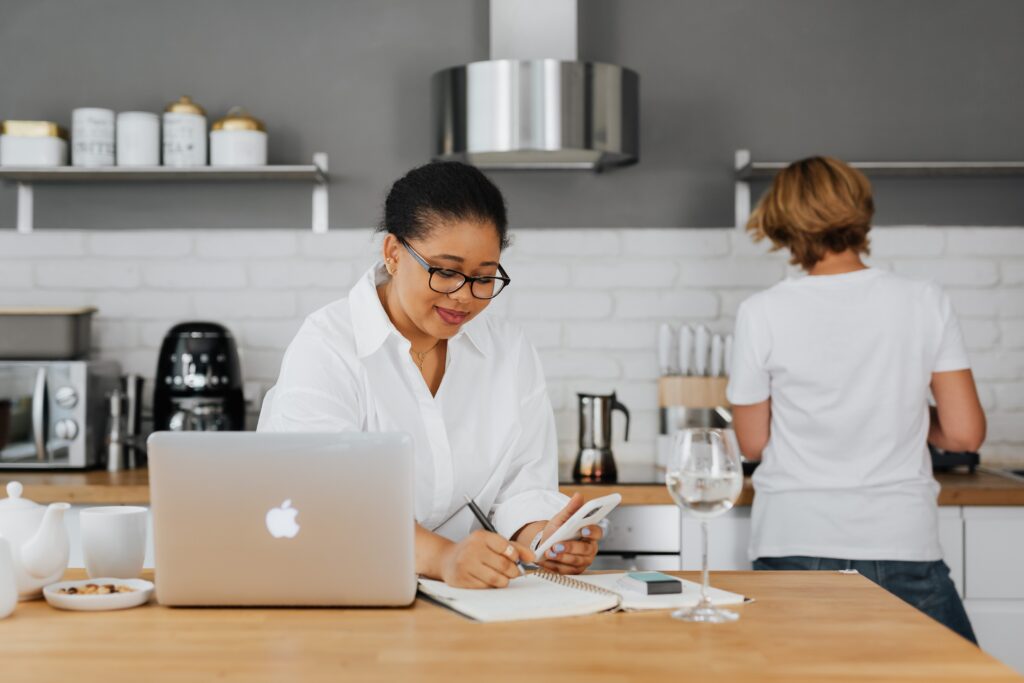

{"left": 439, "top": 530, "right": 534, "bottom": 588}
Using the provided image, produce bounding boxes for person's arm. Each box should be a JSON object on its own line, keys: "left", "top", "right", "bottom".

{"left": 415, "top": 523, "right": 534, "bottom": 588}
{"left": 732, "top": 399, "right": 771, "bottom": 461}
{"left": 929, "top": 369, "right": 986, "bottom": 452}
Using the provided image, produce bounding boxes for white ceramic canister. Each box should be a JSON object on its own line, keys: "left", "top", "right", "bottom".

{"left": 210, "top": 107, "right": 267, "bottom": 166}
{"left": 0, "top": 121, "right": 68, "bottom": 167}
{"left": 0, "top": 537, "right": 17, "bottom": 619}
{"left": 116, "top": 111, "right": 160, "bottom": 166}
{"left": 162, "top": 95, "right": 207, "bottom": 167}
{"left": 71, "top": 107, "right": 115, "bottom": 166}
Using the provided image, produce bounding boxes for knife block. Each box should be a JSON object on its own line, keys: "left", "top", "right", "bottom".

{"left": 657, "top": 376, "right": 732, "bottom": 469}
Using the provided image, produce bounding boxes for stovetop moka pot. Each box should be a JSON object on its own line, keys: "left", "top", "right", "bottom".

{"left": 573, "top": 391, "right": 630, "bottom": 483}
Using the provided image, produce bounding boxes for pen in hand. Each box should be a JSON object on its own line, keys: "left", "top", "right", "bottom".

{"left": 462, "top": 495, "right": 527, "bottom": 576}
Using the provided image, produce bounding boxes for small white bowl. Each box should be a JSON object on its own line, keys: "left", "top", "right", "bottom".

{"left": 43, "top": 578, "right": 154, "bottom": 612}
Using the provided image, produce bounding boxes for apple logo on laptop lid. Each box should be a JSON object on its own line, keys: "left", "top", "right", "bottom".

{"left": 265, "top": 499, "right": 300, "bottom": 539}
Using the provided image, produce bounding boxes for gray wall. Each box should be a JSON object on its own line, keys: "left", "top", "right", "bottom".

{"left": 1, "top": 0, "right": 1022, "bottom": 229}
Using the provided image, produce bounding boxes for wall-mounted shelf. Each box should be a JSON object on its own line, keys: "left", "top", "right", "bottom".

{"left": 734, "top": 149, "right": 1024, "bottom": 227}
{"left": 0, "top": 152, "right": 329, "bottom": 233}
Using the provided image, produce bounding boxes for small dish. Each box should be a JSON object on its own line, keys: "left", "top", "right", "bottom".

{"left": 43, "top": 578, "right": 154, "bottom": 612}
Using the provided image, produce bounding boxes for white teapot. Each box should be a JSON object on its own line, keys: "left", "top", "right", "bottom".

{"left": 0, "top": 482, "right": 70, "bottom": 600}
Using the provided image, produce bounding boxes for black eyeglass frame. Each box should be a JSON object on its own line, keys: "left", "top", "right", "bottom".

{"left": 399, "top": 240, "right": 511, "bottom": 300}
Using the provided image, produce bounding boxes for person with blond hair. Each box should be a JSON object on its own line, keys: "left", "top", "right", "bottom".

{"left": 728, "top": 156, "right": 984, "bottom": 642}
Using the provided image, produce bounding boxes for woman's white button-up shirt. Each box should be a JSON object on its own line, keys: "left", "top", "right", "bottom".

{"left": 258, "top": 263, "right": 567, "bottom": 541}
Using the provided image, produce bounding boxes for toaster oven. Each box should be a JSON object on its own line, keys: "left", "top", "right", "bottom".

{"left": 0, "top": 360, "right": 121, "bottom": 469}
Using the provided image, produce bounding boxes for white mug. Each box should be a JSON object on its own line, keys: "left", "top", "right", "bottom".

{"left": 80, "top": 506, "right": 148, "bottom": 579}
{"left": 0, "top": 537, "right": 17, "bottom": 619}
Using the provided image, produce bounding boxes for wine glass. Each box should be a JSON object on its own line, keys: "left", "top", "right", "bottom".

{"left": 665, "top": 428, "right": 743, "bottom": 623}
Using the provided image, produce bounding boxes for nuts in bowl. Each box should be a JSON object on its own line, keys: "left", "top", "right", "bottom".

{"left": 44, "top": 578, "right": 154, "bottom": 611}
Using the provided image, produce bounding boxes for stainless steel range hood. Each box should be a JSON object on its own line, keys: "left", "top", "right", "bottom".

{"left": 431, "top": 0, "right": 639, "bottom": 171}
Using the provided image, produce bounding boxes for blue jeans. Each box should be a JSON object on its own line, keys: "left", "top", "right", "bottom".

{"left": 753, "top": 556, "right": 977, "bottom": 644}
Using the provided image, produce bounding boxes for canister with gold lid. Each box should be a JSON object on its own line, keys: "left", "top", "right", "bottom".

{"left": 162, "top": 95, "right": 207, "bottom": 167}
{"left": 210, "top": 107, "right": 267, "bottom": 166}
{"left": 0, "top": 120, "right": 68, "bottom": 167}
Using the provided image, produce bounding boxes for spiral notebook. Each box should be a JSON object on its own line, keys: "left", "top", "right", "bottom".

{"left": 417, "top": 571, "right": 747, "bottom": 622}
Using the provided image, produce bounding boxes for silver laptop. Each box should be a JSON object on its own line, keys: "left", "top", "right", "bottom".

{"left": 148, "top": 431, "right": 416, "bottom": 607}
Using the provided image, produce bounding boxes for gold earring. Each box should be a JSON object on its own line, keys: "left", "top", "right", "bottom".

{"left": 385, "top": 258, "right": 395, "bottom": 275}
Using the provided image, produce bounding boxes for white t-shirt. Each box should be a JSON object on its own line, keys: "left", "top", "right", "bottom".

{"left": 727, "top": 268, "right": 970, "bottom": 561}
{"left": 258, "top": 263, "right": 568, "bottom": 542}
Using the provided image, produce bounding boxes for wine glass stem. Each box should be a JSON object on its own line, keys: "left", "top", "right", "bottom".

{"left": 700, "top": 519, "right": 710, "bottom": 604}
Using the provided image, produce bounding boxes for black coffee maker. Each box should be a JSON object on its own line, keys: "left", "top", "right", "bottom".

{"left": 153, "top": 322, "right": 245, "bottom": 432}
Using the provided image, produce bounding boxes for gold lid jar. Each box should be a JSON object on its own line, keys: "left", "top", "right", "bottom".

{"left": 0, "top": 120, "right": 68, "bottom": 139}
{"left": 165, "top": 95, "right": 206, "bottom": 117}
{"left": 211, "top": 106, "right": 265, "bottom": 132}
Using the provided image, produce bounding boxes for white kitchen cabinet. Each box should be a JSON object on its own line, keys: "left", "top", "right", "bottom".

{"left": 65, "top": 504, "right": 154, "bottom": 570}
{"left": 964, "top": 601, "right": 1024, "bottom": 675}
{"left": 680, "top": 506, "right": 752, "bottom": 571}
{"left": 963, "top": 507, "right": 1024, "bottom": 599}
{"left": 681, "top": 506, "right": 964, "bottom": 597}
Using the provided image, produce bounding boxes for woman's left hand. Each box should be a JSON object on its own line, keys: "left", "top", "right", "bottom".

{"left": 535, "top": 493, "right": 603, "bottom": 575}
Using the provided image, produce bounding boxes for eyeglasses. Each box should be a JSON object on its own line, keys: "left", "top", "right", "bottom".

{"left": 400, "top": 241, "right": 511, "bottom": 300}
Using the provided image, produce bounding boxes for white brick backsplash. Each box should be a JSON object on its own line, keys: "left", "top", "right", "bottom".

{"left": 498, "top": 260, "right": 571, "bottom": 289}
{"left": 144, "top": 262, "right": 247, "bottom": 289}
{"left": 565, "top": 321, "right": 659, "bottom": 350}
{"left": 891, "top": 259, "right": 999, "bottom": 287}
{"left": 0, "top": 262, "right": 32, "bottom": 288}
{"left": 962, "top": 320, "right": 1000, "bottom": 350}
{"left": 36, "top": 261, "right": 141, "bottom": 289}
{"left": 1003, "top": 320, "right": 1024, "bottom": 349}
{"left": 614, "top": 290, "right": 718, "bottom": 319}
{"left": 298, "top": 230, "right": 378, "bottom": 260}
{"left": 88, "top": 232, "right": 192, "bottom": 257}
{"left": 969, "top": 351, "right": 1024, "bottom": 381}
{"left": 3, "top": 227, "right": 1022, "bottom": 464}
{"left": 241, "top": 319, "right": 305, "bottom": 350}
{"left": 947, "top": 228, "right": 1024, "bottom": 256}
{"left": 0, "top": 231, "right": 85, "bottom": 257}
{"left": 572, "top": 260, "right": 677, "bottom": 288}
{"left": 510, "top": 291, "right": 613, "bottom": 319}
{"left": 624, "top": 229, "right": 730, "bottom": 257}
{"left": 994, "top": 384, "right": 1024, "bottom": 410}
{"left": 91, "top": 319, "right": 139, "bottom": 351}
{"left": 869, "top": 227, "right": 945, "bottom": 257}
{"left": 1003, "top": 261, "right": 1024, "bottom": 285}
{"left": 94, "top": 292, "right": 191, "bottom": 318}
{"left": 196, "top": 232, "right": 298, "bottom": 259}
{"left": 248, "top": 261, "right": 353, "bottom": 289}
{"left": 518, "top": 321, "right": 562, "bottom": 349}
{"left": 676, "top": 259, "right": 786, "bottom": 288}
{"left": 194, "top": 291, "right": 296, "bottom": 319}
{"left": 538, "top": 350, "right": 619, "bottom": 380}
{"left": 508, "top": 229, "right": 620, "bottom": 256}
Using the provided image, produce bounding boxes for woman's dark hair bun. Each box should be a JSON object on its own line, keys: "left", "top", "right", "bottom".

{"left": 378, "top": 161, "right": 509, "bottom": 249}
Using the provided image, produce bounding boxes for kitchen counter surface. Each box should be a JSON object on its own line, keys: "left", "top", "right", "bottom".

{"left": 6, "top": 464, "right": 1024, "bottom": 506}
{"left": 5, "top": 569, "right": 1019, "bottom": 683}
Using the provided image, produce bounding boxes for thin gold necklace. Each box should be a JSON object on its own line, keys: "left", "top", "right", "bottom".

{"left": 411, "top": 340, "right": 441, "bottom": 369}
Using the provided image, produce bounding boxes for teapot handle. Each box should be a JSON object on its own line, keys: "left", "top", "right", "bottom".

{"left": 612, "top": 392, "right": 630, "bottom": 442}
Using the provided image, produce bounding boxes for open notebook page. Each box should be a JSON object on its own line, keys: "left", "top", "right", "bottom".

{"left": 417, "top": 574, "right": 620, "bottom": 622}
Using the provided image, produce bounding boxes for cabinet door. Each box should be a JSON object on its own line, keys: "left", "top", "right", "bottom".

{"left": 964, "top": 600, "right": 1024, "bottom": 675}
{"left": 964, "top": 507, "right": 1024, "bottom": 599}
{"left": 681, "top": 507, "right": 752, "bottom": 571}
{"left": 937, "top": 507, "right": 964, "bottom": 598}
{"left": 67, "top": 504, "right": 155, "bottom": 570}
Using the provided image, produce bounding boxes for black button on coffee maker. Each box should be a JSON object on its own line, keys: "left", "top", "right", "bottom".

{"left": 153, "top": 322, "right": 245, "bottom": 432}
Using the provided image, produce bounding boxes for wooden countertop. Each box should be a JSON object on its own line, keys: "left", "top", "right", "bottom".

{"left": 6, "top": 467, "right": 1024, "bottom": 506}
{"left": 4, "top": 569, "right": 1018, "bottom": 683}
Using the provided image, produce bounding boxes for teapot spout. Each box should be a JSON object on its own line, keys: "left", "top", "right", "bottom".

{"left": 20, "top": 502, "right": 70, "bottom": 579}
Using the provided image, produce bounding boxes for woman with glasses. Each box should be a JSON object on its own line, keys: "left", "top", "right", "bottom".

{"left": 258, "top": 161, "right": 602, "bottom": 588}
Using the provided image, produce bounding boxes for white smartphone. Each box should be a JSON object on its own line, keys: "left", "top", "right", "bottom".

{"left": 533, "top": 493, "right": 622, "bottom": 559}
